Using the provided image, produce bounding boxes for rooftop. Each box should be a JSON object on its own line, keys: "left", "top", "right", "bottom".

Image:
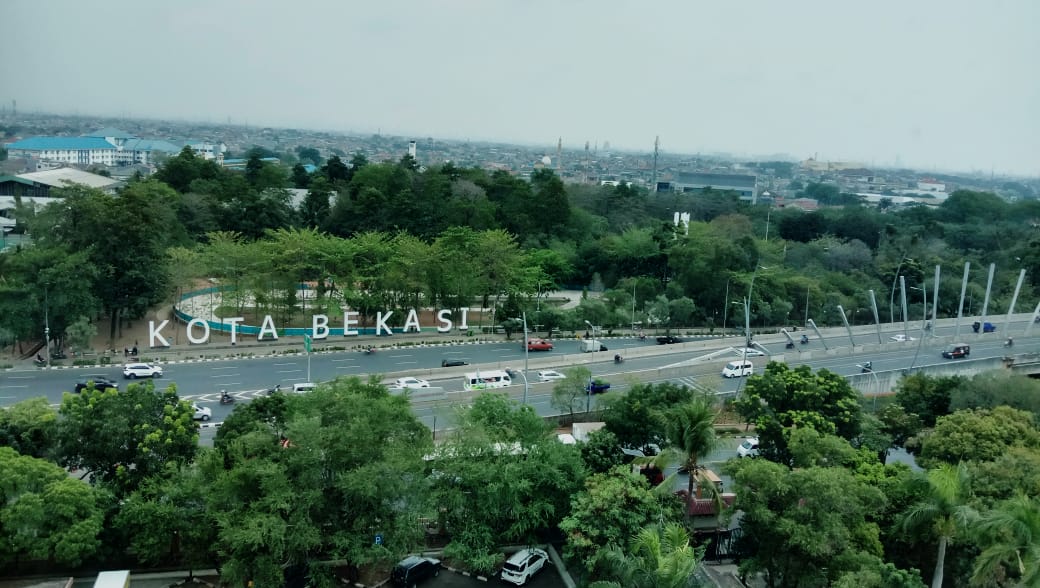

{"left": 84, "top": 127, "right": 137, "bottom": 139}
{"left": 8, "top": 136, "right": 116, "bottom": 151}
{"left": 17, "top": 168, "right": 121, "bottom": 189}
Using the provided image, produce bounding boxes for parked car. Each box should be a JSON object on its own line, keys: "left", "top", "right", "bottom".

{"left": 501, "top": 547, "right": 549, "bottom": 585}
{"left": 292, "top": 382, "right": 316, "bottom": 393}
{"left": 537, "top": 370, "right": 566, "bottom": 382}
{"left": 942, "top": 343, "right": 971, "bottom": 359}
{"left": 123, "top": 362, "right": 163, "bottom": 379}
{"left": 526, "top": 338, "right": 554, "bottom": 351}
{"left": 74, "top": 376, "right": 119, "bottom": 393}
{"left": 441, "top": 358, "right": 467, "bottom": 367}
{"left": 394, "top": 377, "right": 430, "bottom": 389}
{"left": 656, "top": 335, "right": 682, "bottom": 345}
{"left": 192, "top": 403, "right": 211, "bottom": 421}
{"left": 391, "top": 555, "right": 441, "bottom": 587}
{"left": 737, "top": 437, "right": 760, "bottom": 458}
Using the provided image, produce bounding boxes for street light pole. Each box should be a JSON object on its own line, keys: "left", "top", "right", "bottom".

{"left": 522, "top": 312, "right": 530, "bottom": 405}
{"left": 44, "top": 286, "right": 50, "bottom": 368}
{"left": 584, "top": 319, "right": 596, "bottom": 413}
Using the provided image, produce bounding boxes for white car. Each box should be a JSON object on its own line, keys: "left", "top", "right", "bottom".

{"left": 734, "top": 347, "right": 766, "bottom": 357}
{"left": 537, "top": 370, "right": 566, "bottom": 382}
{"left": 292, "top": 382, "right": 316, "bottom": 394}
{"left": 890, "top": 334, "right": 916, "bottom": 342}
{"left": 501, "top": 548, "right": 549, "bottom": 585}
{"left": 192, "top": 403, "right": 211, "bottom": 421}
{"left": 394, "top": 377, "right": 430, "bottom": 389}
{"left": 737, "top": 437, "right": 759, "bottom": 458}
{"left": 123, "top": 362, "right": 163, "bottom": 379}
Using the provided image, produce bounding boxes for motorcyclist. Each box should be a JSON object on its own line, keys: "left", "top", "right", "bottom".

{"left": 1006, "top": 337, "right": 1014, "bottom": 347}
{"left": 221, "top": 389, "right": 232, "bottom": 403}
{"left": 800, "top": 334, "right": 809, "bottom": 344}
{"left": 35, "top": 353, "right": 45, "bottom": 363}
{"left": 862, "top": 361, "right": 873, "bottom": 372}
{"left": 614, "top": 354, "right": 622, "bottom": 364}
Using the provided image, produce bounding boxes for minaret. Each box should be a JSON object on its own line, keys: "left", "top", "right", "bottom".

{"left": 556, "top": 137, "right": 562, "bottom": 172}
{"left": 652, "top": 136, "right": 660, "bottom": 192}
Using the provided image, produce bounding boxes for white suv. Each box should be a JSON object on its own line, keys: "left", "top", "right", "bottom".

{"left": 737, "top": 437, "right": 760, "bottom": 458}
{"left": 123, "top": 363, "right": 163, "bottom": 379}
{"left": 500, "top": 548, "right": 549, "bottom": 585}
{"left": 394, "top": 377, "right": 430, "bottom": 389}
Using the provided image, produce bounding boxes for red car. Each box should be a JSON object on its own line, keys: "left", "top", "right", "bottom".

{"left": 527, "top": 338, "right": 554, "bottom": 351}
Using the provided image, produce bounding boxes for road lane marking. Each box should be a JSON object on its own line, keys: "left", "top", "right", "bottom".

{"left": 396, "top": 361, "right": 417, "bottom": 364}
{"left": 277, "top": 369, "right": 302, "bottom": 373}
{"left": 8, "top": 375, "right": 35, "bottom": 379}
{"left": 390, "top": 354, "right": 413, "bottom": 358}
{"left": 0, "top": 385, "right": 28, "bottom": 389}
{"left": 211, "top": 374, "right": 239, "bottom": 378}
{"left": 272, "top": 362, "right": 297, "bottom": 366}
{"left": 210, "top": 366, "right": 237, "bottom": 371}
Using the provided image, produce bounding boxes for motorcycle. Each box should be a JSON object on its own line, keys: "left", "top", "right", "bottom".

{"left": 33, "top": 354, "right": 46, "bottom": 367}
{"left": 266, "top": 384, "right": 282, "bottom": 395}
{"left": 861, "top": 362, "right": 873, "bottom": 373}
{"left": 614, "top": 354, "right": 624, "bottom": 364}
{"left": 1005, "top": 338, "right": 1014, "bottom": 348}
{"left": 220, "top": 392, "right": 235, "bottom": 405}
{"left": 800, "top": 336, "right": 809, "bottom": 345}
{"left": 785, "top": 341, "right": 796, "bottom": 350}
{"left": 638, "top": 334, "right": 646, "bottom": 341}
{"left": 364, "top": 346, "right": 376, "bottom": 355}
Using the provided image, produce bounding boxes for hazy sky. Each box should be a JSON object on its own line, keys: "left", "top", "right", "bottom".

{"left": 5, "top": 0, "right": 1038, "bottom": 175}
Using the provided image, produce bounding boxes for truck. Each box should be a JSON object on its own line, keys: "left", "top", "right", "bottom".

{"left": 580, "top": 339, "right": 608, "bottom": 353}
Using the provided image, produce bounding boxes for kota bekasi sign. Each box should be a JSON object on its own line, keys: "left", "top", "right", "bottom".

{"left": 149, "top": 309, "right": 473, "bottom": 347}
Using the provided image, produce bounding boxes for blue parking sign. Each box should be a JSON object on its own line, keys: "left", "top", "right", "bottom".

{"left": 374, "top": 534, "right": 383, "bottom": 545}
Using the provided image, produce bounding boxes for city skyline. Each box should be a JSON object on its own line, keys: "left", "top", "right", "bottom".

{"left": 5, "top": 0, "right": 1038, "bottom": 176}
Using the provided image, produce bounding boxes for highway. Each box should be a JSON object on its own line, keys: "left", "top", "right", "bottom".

{"left": 5, "top": 317, "right": 1040, "bottom": 434}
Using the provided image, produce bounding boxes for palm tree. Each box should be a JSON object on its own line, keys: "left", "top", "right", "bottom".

{"left": 663, "top": 397, "right": 719, "bottom": 499}
{"left": 972, "top": 493, "right": 1040, "bottom": 586}
{"left": 901, "top": 462, "right": 978, "bottom": 588}
{"left": 593, "top": 522, "right": 703, "bottom": 588}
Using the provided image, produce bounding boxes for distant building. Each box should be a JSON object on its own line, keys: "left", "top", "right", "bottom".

{"left": 917, "top": 179, "right": 946, "bottom": 192}
{"left": 8, "top": 128, "right": 186, "bottom": 167}
{"left": 16, "top": 168, "right": 121, "bottom": 193}
{"left": 800, "top": 158, "right": 866, "bottom": 172}
{"left": 657, "top": 172, "right": 758, "bottom": 200}
{"left": 221, "top": 157, "right": 280, "bottom": 170}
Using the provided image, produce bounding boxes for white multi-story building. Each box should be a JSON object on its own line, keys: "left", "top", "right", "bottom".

{"left": 7, "top": 128, "right": 201, "bottom": 167}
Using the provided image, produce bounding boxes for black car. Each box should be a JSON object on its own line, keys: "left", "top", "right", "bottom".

{"left": 441, "top": 358, "right": 468, "bottom": 367}
{"left": 391, "top": 556, "right": 441, "bottom": 587}
{"left": 74, "top": 375, "right": 119, "bottom": 393}
{"left": 656, "top": 335, "right": 682, "bottom": 345}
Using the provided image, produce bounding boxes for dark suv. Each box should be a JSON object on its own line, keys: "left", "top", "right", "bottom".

{"left": 391, "top": 556, "right": 441, "bottom": 587}
{"left": 74, "top": 375, "right": 119, "bottom": 393}
{"left": 942, "top": 343, "right": 970, "bottom": 359}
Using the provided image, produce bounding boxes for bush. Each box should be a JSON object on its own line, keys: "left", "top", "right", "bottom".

{"left": 0, "top": 363, "right": 12, "bottom": 370}
{"left": 100, "top": 356, "right": 111, "bottom": 365}
{"left": 73, "top": 359, "right": 96, "bottom": 367}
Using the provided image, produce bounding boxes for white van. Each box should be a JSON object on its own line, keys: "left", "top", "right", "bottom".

{"left": 292, "top": 382, "right": 316, "bottom": 394}
{"left": 580, "top": 339, "right": 608, "bottom": 353}
{"left": 721, "top": 360, "right": 753, "bottom": 378}
{"left": 463, "top": 370, "right": 512, "bottom": 391}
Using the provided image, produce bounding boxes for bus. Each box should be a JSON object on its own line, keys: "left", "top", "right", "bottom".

{"left": 463, "top": 370, "right": 512, "bottom": 391}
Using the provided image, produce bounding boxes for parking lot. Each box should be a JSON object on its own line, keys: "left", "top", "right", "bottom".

{"left": 429, "top": 565, "right": 568, "bottom": 587}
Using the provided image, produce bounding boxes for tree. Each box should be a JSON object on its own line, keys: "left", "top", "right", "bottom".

{"left": 914, "top": 407, "right": 1040, "bottom": 468}
{"left": 733, "top": 362, "right": 863, "bottom": 465}
{"left": 0, "top": 447, "right": 105, "bottom": 568}
{"left": 428, "top": 393, "right": 585, "bottom": 573}
{"left": 0, "top": 398, "right": 57, "bottom": 459}
{"left": 895, "top": 373, "right": 960, "bottom": 427}
{"left": 64, "top": 315, "right": 96, "bottom": 354}
{"left": 552, "top": 366, "right": 592, "bottom": 418}
{"left": 602, "top": 382, "right": 695, "bottom": 452}
{"left": 594, "top": 523, "right": 703, "bottom": 588}
{"left": 971, "top": 494, "right": 1040, "bottom": 586}
{"left": 900, "top": 463, "right": 978, "bottom": 588}
{"left": 115, "top": 462, "right": 218, "bottom": 575}
{"left": 660, "top": 396, "right": 718, "bottom": 499}
{"left": 580, "top": 429, "right": 626, "bottom": 474}
{"left": 204, "top": 377, "right": 431, "bottom": 586}
{"left": 559, "top": 467, "right": 669, "bottom": 575}
{"left": 728, "top": 460, "right": 887, "bottom": 587}
{"left": 300, "top": 176, "right": 333, "bottom": 229}
{"left": 56, "top": 380, "right": 198, "bottom": 496}
{"left": 834, "top": 561, "right": 926, "bottom": 588}
{"left": 291, "top": 162, "right": 311, "bottom": 188}
{"left": 949, "top": 371, "right": 1040, "bottom": 419}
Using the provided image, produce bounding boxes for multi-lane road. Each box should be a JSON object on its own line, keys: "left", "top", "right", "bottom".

{"left": 3, "top": 318, "right": 1039, "bottom": 434}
